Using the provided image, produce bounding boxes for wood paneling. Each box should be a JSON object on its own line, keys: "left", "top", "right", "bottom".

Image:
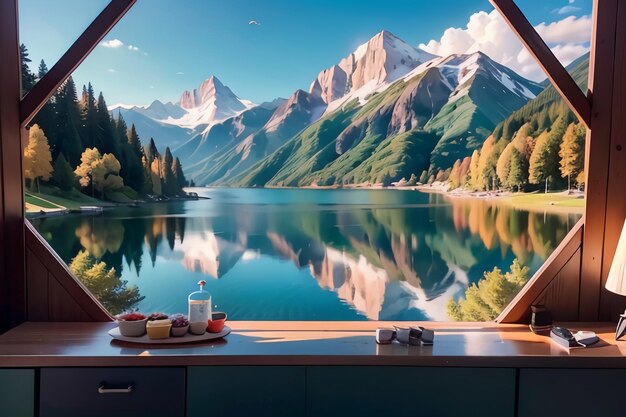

{"left": 498, "top": 220, "right": 583, "bottom": 323}
{"left": 534, "top": 247, "right": 581, "bottom": 321}
{"left": 0, "top": 0, "right": 25, "bottom": 332}
{"left": 25, "top": 222, "right": 112, "bottom": 322}
{"left": 600, "top": 0, "right": 626, "bottom": 321}
{"left": 580, "top": 0, "right": 620, "bottom": 320}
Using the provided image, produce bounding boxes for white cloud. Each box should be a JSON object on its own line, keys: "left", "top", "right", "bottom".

{"left": 128, "top": 44, "right": 139, "bottom": 51}
{"left": 107, "top": 68, "right": 116, "bottom": 73}
{"left": 248, "top": 20, "right": 261, "bottom": 26}
{"left": 143, "top": 52, "right": 149, "bottom": 56}
{"left": 419, "top": 10, "right": 591, "bottom": 81}
{"left": 569, "top": 0, "right": 576, "bottom": 4}
{"left": 553, "top": 5, "right": 581, "bottom": 14}
{"left": 176, "top": 71, "right": 185, "bottom": 75}
{"left": 100, "top": 39, "right": 124, "bottom": 48}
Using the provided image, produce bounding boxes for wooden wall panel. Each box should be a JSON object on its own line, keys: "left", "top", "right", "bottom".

{"left": 600, "top": 0, "right": 626, "bottom": 321}
{"left": 581, "top": 0, "right": 620, "bottom": 320}
{"left": 25, "top": 223, "right": 111, "bottom": 322}
{"left": 26, "top": 248, "right": 49, "bottom": 321}
{"left": 534, "top": 247, "right": 581, "bottom": 322}
{"left": 0, "top": 0, "right": 25, "bottom": 332}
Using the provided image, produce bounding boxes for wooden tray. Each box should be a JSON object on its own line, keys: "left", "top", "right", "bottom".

{"left": 108, "top": 326, "right": 231, "bottom": 344}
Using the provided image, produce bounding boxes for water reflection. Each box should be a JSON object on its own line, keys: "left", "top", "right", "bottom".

{"left": 31, "top": 189, "right": 580, "bottom": 321}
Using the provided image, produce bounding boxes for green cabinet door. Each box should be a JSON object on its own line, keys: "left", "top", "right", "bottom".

{"left": 307, "top": 366, "right": 516, "bottom": 417}
{"left": 187, "top": 366, "right": 306, "bottom": 417}
{"left": 0, "top": 369, "right": 35, "bottom": 417}
{"left": 519, "top": 369, "right": 626, "bottom": 417}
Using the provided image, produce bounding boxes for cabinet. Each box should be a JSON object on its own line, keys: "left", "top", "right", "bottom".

{"left": 40, "top": 367, "right": 185, "bottom": 417}
{"left": 518, "top": 369, "right": 626, "bottom": 417}
{"left": 187, "top": 366, "right": 306, "bottom": 417}
{"left": 0, "top": 369, "right": 35, "bottom": 417}
{"left": 307, "top": 366, "right": 516, "bottom": 417}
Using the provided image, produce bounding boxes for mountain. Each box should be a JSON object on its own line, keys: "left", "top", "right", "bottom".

{"left": 175, "top": 75, "right": 255, "bottom": 130}
{"left": 109, "top": 104, "right": 195, "bottom": 151}
{"left": 183, "top": 89, "right": 326, "bottom": 184}
{"left": 310, "top": 30, "right": 437, "bottom": 110}
{"left": 110, "top": 30, "right": 547, "bottom": 187}
{"left": 227, "top": 48, "right": 543, "bottom": 187}
{"left": 109, "top": 75, "right": 255, "bottom": 152}
{"left": 422, "top": 52, "right": 543, "bottom": 168}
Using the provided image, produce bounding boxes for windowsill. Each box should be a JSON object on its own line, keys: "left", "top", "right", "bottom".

{"left": 0, "top": 321, "right": 625, "bottom": 368}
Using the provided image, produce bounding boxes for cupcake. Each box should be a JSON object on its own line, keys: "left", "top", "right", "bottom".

{"left": 116, "top": 312, "right": 147, "bottom": 337}
{"left": 169, "top": 314, "right": 190, "bottom": 337}
{"left": 146, "top": 313, "right": 172, "bottom": 339}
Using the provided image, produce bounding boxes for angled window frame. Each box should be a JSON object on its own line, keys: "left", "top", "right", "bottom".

{"left": 8, "top": 0, "right": 615, "bottom": 325}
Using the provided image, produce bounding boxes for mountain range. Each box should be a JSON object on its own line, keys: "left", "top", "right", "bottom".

{"left": 110, "top": 30, "right": 560, "bottom": 186}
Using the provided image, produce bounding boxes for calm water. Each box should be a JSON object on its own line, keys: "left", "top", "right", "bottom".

{"left": 30, "top": 188, "right": 581, "bottom": 320}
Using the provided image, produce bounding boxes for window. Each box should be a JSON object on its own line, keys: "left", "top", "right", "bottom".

{"left": 22, "top": 0, "right": 590, "bottom": 320}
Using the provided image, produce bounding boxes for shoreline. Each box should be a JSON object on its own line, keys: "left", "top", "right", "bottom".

{"left": 27, "top": 184, "right": 585, "bottom": 217}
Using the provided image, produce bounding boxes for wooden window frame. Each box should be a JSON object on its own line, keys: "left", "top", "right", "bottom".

{"left": 1, "top": 0, "right": 621, "bottom": 328}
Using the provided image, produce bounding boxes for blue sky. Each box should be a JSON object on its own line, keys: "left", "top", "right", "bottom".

{"left": 19, "top": 0, "right": 592, "bottom": 106}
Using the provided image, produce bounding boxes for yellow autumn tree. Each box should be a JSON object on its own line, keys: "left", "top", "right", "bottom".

{"left": 75, "top": 147, "right": 124, "bottom": 197}
{"left": 23, "top": 124, "right": 53, "bottom": 192}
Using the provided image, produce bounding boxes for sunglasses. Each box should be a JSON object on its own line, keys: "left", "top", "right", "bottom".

{"left": 376, "top": 326, "right": 435, "bottom": 345}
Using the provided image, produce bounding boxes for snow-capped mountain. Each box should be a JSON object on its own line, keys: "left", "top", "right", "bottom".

{"left": 309, "top": 30, "right": 437, "bottom": 111}
{"left": 174, "top": 75, "right": 256, "bottom": 130}
{"left": 109, "top": 75, "right": 256, "bottom": 150}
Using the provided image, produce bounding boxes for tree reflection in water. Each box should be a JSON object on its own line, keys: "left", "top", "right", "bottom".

{"left": 31, "top": 190, "right": 580, "bottom": 321}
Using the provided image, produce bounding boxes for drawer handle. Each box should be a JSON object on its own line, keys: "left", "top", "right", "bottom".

{"left": 98, "top": 383, "right": 134, "bottom": 394}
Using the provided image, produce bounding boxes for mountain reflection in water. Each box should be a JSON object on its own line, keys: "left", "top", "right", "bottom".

{"left": 31, "top": 188, "right": 580, "bottom": 321}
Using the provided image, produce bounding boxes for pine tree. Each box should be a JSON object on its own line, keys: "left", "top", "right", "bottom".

{"left": 96, "top": 92, "right": 121, "bottom": 160}
{"left": 80, "top": 83, "right": 100, "bottom": 149}
{"left": 127, "top": 124, "right": 143, "bottom": 160}
{"left": 55, "top": 77, "right": 83, "bottom": 167}
{"left": 559, "top": 122, "right": 586, "bottom": 190}
{"left": 19, "top": 44, "right": 37, "bottom": 96}
{"left": 31, "top": 60, "right": 58, "bottom": 156}
{"left": 23, "top": 125, "right": 53, "bottom": 192}
{"left": 172, "top": 157, "right": 187, "bottom": 192}
{"left": 51, "top": 153, "right": 76, "bottom": 192}
{"left": 119, "top": 122, "right": 145, "bottom": 192}
{"left": 161, "top": 147, "right": 177, "bottom": 196}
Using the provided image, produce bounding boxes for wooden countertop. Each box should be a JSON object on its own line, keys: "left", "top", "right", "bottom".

{"left": 1, "top": 322, "right": 625, "bottom": 368}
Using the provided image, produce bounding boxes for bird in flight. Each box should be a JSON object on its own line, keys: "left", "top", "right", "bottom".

{"left": 248, "top": 20, "right": 261, "bottom": 26}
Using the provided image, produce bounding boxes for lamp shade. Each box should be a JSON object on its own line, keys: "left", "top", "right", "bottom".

{"left": 606, "top": 219, "right": 626, "bottom": 296}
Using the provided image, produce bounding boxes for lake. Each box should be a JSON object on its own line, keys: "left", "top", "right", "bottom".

{"left": 30, "top": 188, "right": 581, "bottom": 321}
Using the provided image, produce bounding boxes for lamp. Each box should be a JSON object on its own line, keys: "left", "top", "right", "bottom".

{"left": 605, "top": 219, "right": 626, "bottom": 340}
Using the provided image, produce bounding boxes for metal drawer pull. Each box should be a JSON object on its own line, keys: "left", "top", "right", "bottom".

{"left": 98, "top": 383, "right": 134, "bottom": 394}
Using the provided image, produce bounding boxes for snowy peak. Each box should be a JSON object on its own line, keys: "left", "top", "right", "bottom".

{"left": 142, "top": 100, "right": 188, "bottom": 120}
{"left": 179, "top": 76, "right": 239, "bottom": 110}
{"left": 170, "top": 76, "right": 256, "bottom": 131}
{"left": 310, "top": 30, "right": 437, "bottom": 104}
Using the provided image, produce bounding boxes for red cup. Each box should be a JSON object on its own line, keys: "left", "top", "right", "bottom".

{"left": 207, "top": 312, "right": 227, "bottom": 333}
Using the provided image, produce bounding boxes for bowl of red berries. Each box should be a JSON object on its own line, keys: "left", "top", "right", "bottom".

{"left": 115, "top": 312, "right": 147, "bottom": 337}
